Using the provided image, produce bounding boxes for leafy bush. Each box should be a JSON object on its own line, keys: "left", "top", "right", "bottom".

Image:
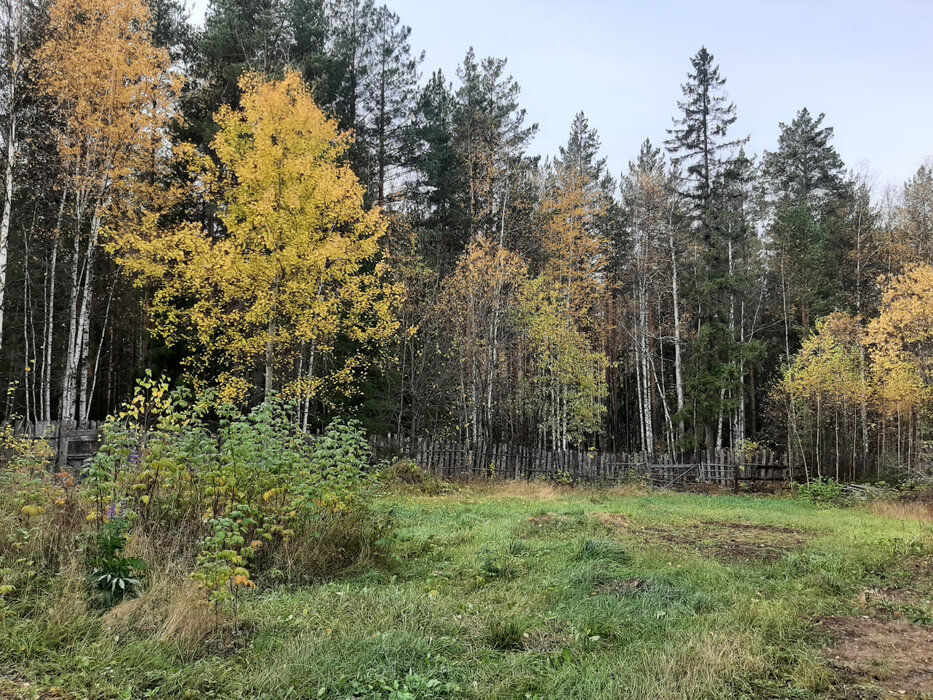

{"left": 379, "top": 459, "right": 448, "bottom": 495}
{"left": 796, "top": 478, "right": 849, "bottom": 506}
{"left": 87, "top": 518, "right": 146, "bottom": 608}
{"left": 76, "top": 377, "right": 385, "bottom": 609}
{"left": 1, "top": 373, "right": 387, "bottom": 624}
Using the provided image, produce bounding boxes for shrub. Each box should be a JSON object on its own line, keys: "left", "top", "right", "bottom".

{"left": 379, "top": 459, "right": 447, "bottom": 495}
{"left": 796, "top": 478, "right": 849, "bottom": 506}
{"left": 77, "top": 379, "right": 386, "bottom": 610}
{"left": 0, "top": 373, "right": 388, "bottom": 626}
{"left": 87, "top": 518, "right": 146, "bottom": 608}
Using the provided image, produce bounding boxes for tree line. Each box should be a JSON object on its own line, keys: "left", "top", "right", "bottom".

{"left": 0, "top": 0, "right": 930, "bottom": 476}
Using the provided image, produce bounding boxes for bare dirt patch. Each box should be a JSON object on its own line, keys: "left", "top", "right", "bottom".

{"left": 527, "top": 512, "right": 571, "bottom": 527}
{"left": 590, "top": 512, "right": 629, "bottom": 530}
{"left": 0, "top": 675, "right": 73, "bottom": 699}
{"left": 820, "top": 616, "right": 933, "bottom": 697}
{"left": 703, "top": 520, "right": 804, "bottom": 535}
{"left": 637, "top": 521, "right": 810, "bottom": 563}
{"left": 593, "top": 578, "right": 646, "bottom": 598}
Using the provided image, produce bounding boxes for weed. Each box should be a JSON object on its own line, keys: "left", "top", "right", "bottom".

{"left": 484, "top": 616, "right": 526, "bottom": 650}
{"left": 572, "top": 538, "right": 631, "bottom": 563}
{"left": 87, "top": 518, "right": 146, "bottom": 608}
{"left": 796, "top": 478, "right": 850, "bottom": 506}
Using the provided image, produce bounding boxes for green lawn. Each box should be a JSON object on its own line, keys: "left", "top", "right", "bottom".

{"left": 3, "top": 484, "right": 933, "bottom": 699}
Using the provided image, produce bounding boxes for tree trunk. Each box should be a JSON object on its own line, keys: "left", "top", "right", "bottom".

{"left": 0, "top": 4, "right": 19, "bottom": 359}
{"left": 667, "top": 210, "right": 685, "bottom": 433}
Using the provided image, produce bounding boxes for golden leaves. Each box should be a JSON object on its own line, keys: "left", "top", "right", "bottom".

{"left": 113, "top": 70, "right": 401, "bottom": 402}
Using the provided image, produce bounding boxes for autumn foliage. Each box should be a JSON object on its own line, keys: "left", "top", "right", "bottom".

{"left": 779, "top": 265, "right": 933, "bottom": 478}
{"left": 113, "top": 70, "right": 401, "bottom": 407}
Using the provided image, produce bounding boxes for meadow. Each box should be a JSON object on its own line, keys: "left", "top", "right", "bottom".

{"left": 2, "top": 482, "right": 933, "bottom": 699}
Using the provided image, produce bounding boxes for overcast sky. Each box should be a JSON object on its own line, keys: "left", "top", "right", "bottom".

{"left": 190, "top": 0, "right": 933, "bottom": 191}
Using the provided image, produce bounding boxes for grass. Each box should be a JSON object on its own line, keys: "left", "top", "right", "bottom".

{"left": 2, "top": 482, "right": 933, "bottom": 699}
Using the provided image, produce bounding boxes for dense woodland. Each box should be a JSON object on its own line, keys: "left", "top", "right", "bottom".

{"left": 0, "top": 0, "right": 930, "bottom": 478}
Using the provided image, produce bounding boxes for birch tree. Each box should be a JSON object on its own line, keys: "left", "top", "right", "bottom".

{"left": 0, "top": 0, "right": 30, "bottom": 357}
{"left": 113, "top": 70, "right": 401, "bottom": 410}
{"left": 37, "top": 0, "right": 177, "bottom": 425}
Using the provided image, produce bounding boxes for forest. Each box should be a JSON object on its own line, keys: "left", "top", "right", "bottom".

{"left": 0, "top": 0, "right": 930, "bottom": 479}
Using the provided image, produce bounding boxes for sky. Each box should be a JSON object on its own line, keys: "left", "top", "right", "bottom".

{"left": 190, "top": 0, "right": 933, "bottom": 192}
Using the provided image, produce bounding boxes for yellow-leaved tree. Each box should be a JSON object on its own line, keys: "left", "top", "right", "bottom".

{"left": 114, "top": 70, "right": 401, "bottom": 413}
{"left": 38, "top": 0, "right": 178, "bottom": 425}
{"left": 778, "top": 312, "right": 869, "bottom": 480}
{"left": 519, "top": 277, "right": 607, "bottom": 450}
{"left": 866, "top": 263, "right": 933, "bottom": 466}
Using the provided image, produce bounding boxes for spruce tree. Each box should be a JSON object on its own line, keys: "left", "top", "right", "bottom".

{"left": 665, "top": 46, "right": 747, "bottom": 228}
{"left": 764, "top": 109, "right": 850, "bottom": 343}
{"left": 665, "top": 46, "right": 752, "bottom": 450}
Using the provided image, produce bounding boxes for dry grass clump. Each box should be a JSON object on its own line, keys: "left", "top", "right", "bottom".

{"left": 256, "top": 511, "right": 389, "bottom": 585}
{"left": 103, "top": 575, "right": 217, "bottom": 652}
{"left": 472, "top": 480, "right": 564, "bottom": 501}
{"left": 868, "top": 498, "right": 933, "bottom": 523}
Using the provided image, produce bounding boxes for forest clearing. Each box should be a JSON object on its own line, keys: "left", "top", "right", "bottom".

{"left": 0, "top": 0, "right": 932, "bottom": 697}
{"left": 3, "top": 481, "right": 933, "bottom": 699}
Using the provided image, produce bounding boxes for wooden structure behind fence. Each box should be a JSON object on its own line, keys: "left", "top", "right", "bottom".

{"left": 370, "top": 435, "right": 789, "bottom": 489}
{"left": 13, "top": 420, "right": 102, "bottom": 471}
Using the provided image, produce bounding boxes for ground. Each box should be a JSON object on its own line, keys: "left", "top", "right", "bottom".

{"left": 3, "top": 483, "right": 933, "bottom": 699}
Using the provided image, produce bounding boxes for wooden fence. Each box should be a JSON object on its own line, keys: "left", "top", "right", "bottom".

{"left": 5, "top": 422, "right": 791, "bottom": 490}
{"left": 10, "top": 420, "right": 102, "bottom": 471}
{"left": 371, "top": 435, "right": 790, "bottom": 489}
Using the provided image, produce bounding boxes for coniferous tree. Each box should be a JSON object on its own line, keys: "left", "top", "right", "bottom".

{"left": 406, "top": 69, "right": 466, "bottom": 265}
{"left": 764, "top": 109, "right": 850, "bottom": 352}
{"left": 665, "top": 46, "right": 747, "bottom": 228}
{"left": 357, "top": 4, "right": 421, "bottom": 206}
{"left": 665, "top": 46, "right": 751, "bottom": 450}
{"left": 453, "top": 47, "right": 537, "bottom": 245}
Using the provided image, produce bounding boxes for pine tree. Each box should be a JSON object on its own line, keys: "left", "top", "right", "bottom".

{"left": 453, "top": 47, "right": 537, "bottom": 244}
{"left": 357, "top": 4, "right": 421, "bottom": 206}
{"left": 184, "top": 0, "right": 329, "bottom": 146}
{"left": 898, "top": 164, "right": 933, "bottom": 265}
{"left": 406, "top": 69, "right": 467, "bottom": 263}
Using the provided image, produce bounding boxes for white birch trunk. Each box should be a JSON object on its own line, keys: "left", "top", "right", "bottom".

{"left": 0, "top": 4, "right": 18, "bottom": 357}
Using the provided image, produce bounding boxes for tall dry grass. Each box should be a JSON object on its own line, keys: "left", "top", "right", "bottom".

{"left": 868, "top": 498, "right": 933, "bottom": 523}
